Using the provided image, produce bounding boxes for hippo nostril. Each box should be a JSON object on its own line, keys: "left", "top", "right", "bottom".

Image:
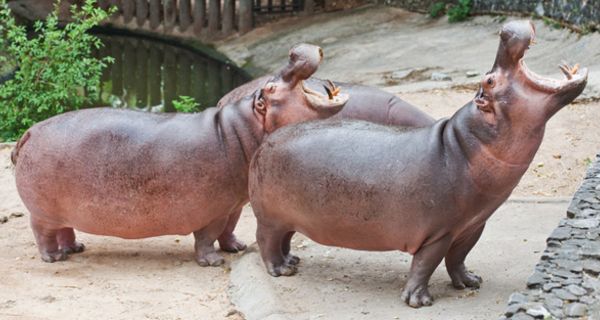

{"left": 318, "top": 48, "right": 323, "bottom": 60}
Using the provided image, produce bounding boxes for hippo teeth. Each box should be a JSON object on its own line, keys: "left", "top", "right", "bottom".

{"left": 302, "top": 80, "right": 349, "bottom": 108}
{"left": 559, "top": 62, "right": 579, "bottom": 80}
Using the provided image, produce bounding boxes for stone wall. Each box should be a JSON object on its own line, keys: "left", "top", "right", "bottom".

{"left": 384, "top": 0, "right": 599, "bottom": 31}
{"left": 501, "top": 155, "right": 600, "bottom": 319}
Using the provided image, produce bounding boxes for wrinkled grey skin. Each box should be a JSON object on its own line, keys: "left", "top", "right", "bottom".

{"left": 248, "top": 21, "right": 588, "bottom": 308}
{"left": 12, "top": 43, "right": 348, "bottom": 265}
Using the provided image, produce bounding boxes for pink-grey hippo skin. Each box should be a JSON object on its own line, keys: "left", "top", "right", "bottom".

{"left": 216, "top": 56, "right": 436, "bottom": 254}
{"left": 248, "top": 21, "right": 588, "bottom": 307}
{"left": 11, "top": 43, "right": 349, "bottom": 265}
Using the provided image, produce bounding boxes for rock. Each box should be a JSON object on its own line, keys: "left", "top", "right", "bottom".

{"left": 527, "top": 272, "right": 546, "bottom": 288}
{"left": 579, "top": 295, "right": 594, "bottom": 304}
{"left": 582, "top": 242, "right": 600, "bottom": 258}
{"left": 321, "top": 37, "right": 338, "bottom": 44}
{"left": 508, "top": 292, "right": 529, "bottom": 305}
{"left": 534, "top": 2, "right": 545, "bottom": 16}
{"left": 582, "top": 276, "right": 600, "bottom": 292}
{"left": 583, "top": 196, "right": 600, "bottom": 204}
{"left": 391, "top": 69, "right": 415, "bottom": 80}
{"left": 564, "top": 302, "right": 587, "bottom": 317}
{"left": 542, "top": 282, "right": 561, "bottom": 292}
{"left": 543, "top": 296, "right": 563, "bottom": 309}
{"left": 553, "top": 259, "right": 583, "bottom": 273}
{"left": 548, "top": 227, "right": 571, "bottom": 241}
{"left": 511, "top": 312, "right": 535, "bottom": 320}
{"left": 431, "top": 72, "right": 451, "bottom": 81}
{"left": 562, "top": 278, "right": 581, "bottom": 285}
{"left": 9, "top": 212, "right": 24, "bottom": 218}
{"left": 567, "top": 201, "right": 581, "bottom": 218}
{"left": 583, "top": 259, "right": 600, "bottom": 275}
{"left": 506, "top": 303, "right": 524, "bottom": 316}
{"left": 552, "top": 288, "right": 577, "bottom": 301}
{"left": 526, "top": 305, "right": 550, "bottom": 318}
{"left": 549, "top": 269, "right": 576, "bottom": 279}
{"left": 566, "top": 218, "right": 600, "bottom": 229}
{"left": 586, "top": 230, "right": 599, "bottom": 240}
{"left": 465, "top": 71, "right": 479, "bottom": 78}
{"left": 565, "top": 284, "right": 587, "bottom": 296}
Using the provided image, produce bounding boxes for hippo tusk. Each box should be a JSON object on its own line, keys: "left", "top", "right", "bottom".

{"left": 324, "top": 85, "right": 334, "bottom": 100}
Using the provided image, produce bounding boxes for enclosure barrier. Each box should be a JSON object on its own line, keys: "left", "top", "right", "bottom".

{"left": 95, "top": 0, "right": 313, "bottom": 39}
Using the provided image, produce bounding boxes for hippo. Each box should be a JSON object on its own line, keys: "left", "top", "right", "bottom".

{"left": 12, "top": 43, "right": 349, "bottom": 265}
{"left": 216, "top": 52, "right": 436, "bottom": 253}
{"left": 248, "top": 21, "right": 588, "bottom": 307}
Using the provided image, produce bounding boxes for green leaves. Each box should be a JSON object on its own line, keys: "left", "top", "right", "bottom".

{"left": 0, "top": 0, "right": 115, "bottom": 141}
{"left": 447, "top": 0, "right": 471, "bottom": 23}
{"left": 172, "top": 96, "right": 200, "bottom": 113}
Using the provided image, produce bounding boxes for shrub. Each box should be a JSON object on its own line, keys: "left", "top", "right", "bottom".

{"left": 0, "top": 0, "right": 115, "bottom": 141}
{"left": 447, "top": 0, "right": 471, "bottom": 23}
{"left": 429, "top": 2, "right": 446, "bottom": 19}
{"left": 172, "top": 96, "right": 200, "bottom": 113}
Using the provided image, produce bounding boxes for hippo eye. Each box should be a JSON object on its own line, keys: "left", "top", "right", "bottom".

{"left": 487, "top": 77, "right": 493, "bottom": 85}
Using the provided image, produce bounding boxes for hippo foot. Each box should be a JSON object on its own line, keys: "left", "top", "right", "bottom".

{"left": 196, "top": 252, "right": 225, "bottom": 267}
{"left": 61, "top": 242, "right": 85, "bottom": 255}
{"left": 450, "top": 269, "right": 482, "bottom": 290}
{"left": 41, "top": 250, "right": 68, "bottom": 263}
{"left": 218, "top": 235, "right": 247, "bottom": 253}
{"left": 400, "top": 283, "right": 433, "bottom": 308}
{"left": 284, "top": 254, "right": 300, "bottom": 266}
{"left": 267, "top": 261, "right": 297, "bottom": 277}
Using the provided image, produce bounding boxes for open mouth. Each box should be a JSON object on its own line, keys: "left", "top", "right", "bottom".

{"left": 517, "top": 24, "right": 588, "bottom": 93}
{"left": 302, "top": 80, "right": 349, "bottom": 109}
{"left": 520, "top": 60, "right": 587, "bottom": 93}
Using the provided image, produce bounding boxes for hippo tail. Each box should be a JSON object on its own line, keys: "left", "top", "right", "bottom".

{"left": 10, "top": 130, "right": 31, "bottom": 166}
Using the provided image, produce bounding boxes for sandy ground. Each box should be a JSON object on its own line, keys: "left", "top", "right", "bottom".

{"left": 229, "top": 201, "right": 568, "bottom": 320}
{"left": 0, "top": 146, "right": 571, "bottom": 319}
{"left": 2, "top": 5, "right": 600, "bottom": 320}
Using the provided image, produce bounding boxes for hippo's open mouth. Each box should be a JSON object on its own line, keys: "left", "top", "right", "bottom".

{"left": 516, "top": 24, "right": 588, "bottom": 94}
{"left": 302, "top": 80, "right": 349, "bottom": 109}
{"left": 520, "top": 60, "right": 587, "bottom": 94}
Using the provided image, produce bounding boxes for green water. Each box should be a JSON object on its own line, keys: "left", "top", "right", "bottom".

{"left": 94, "top": 34, "right": 251, "bottom": 112}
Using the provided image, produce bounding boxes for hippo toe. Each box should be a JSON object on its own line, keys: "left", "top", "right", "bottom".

{"left": 41, "top": 251, "right": 68, "bottom": 263}
{"left": 400, "top": 283, "right": 433, "bottom": 308}
{"left": 266, "top": 261, "right": 298, "bottom": 277}
{"left": 218, "top": 234, "right": 247, "bottom": 253}
{"left": 449, "top": 267, "right": 482, "bottom": 289}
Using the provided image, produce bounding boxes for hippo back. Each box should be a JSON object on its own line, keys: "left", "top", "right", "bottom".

{"left": 218, "top": 76, "right": 435, "bottom": 127}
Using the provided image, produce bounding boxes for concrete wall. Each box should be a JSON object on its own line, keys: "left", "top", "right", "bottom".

{"left": 385, "top": 0, "right": 599, "bottom": 31}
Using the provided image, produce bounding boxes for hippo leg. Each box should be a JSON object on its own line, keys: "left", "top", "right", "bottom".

{"left": 256, "top": 221, "right": 297, "bottom": 277}
{"left": 445, "top": 225, "right": 484, "bottom": 289}
{"left": 217, "top": 208, "right": 247, "bottom": 253}
{"left": 400, "top": 234, "right": 453, "bottom": 308}
{"left": 193, "top": 217, "right": 229, "bottom": 267}
{"left": 282, "top": 231, "right": 300, "bottom": 265}
{"left": 30, "top": 218, "right": 68, "bottom": 263}
{"left": 57, "top": 228, "right": 86, "bottom": 255}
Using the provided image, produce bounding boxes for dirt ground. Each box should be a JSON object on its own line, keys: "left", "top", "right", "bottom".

{"left": 2, "top": 5, "right": 600, "bottom": 320}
